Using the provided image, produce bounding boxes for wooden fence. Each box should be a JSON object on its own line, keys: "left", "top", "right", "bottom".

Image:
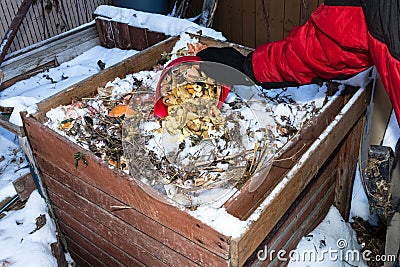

{"left": 0, "top": 0, "right": 112, "bottom": 56}
{"left": 0, "top": 0, "right": 324, "bottom": 55}
{"left": 211, "top": 0, "right": 324, "bottom": 48}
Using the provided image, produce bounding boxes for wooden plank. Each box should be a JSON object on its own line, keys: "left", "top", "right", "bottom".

{"left": 111, "top": 21, "right": 132, "bottom": 50}
{"left": 230, "top": 86, "right": 371, "bottom": 266}
{"left": 224, "top": 84, "right": 353, "bottom": 220}
{"left": 9, "top": 0, "right": 26, "bottom": 52}
{"left": 57, "top": 212, "right": 150, "bottom": 266}
{"left": 0, "top": 0, "right": 33, "bottom": 64}
{"left": 244, "top": 144, "right": 338, "bottom": 266}
{"left": 37, "top": 156, "right": 229, "bottom": 265}
{"left": 95, "top": 18, "right": 115, "bottom": 48}
{"left": 268, "top": 192, "right": 333, "bottom": 266}
{"left": 0, "top": 115, "right": 24, "bottom": 136}
{"left": 63, "top": 234, "right": 111, "bottom": 267}
{"left": 241, "top": 0, "right": 256, "bottom": 48}
{"left": 12, "top": 172, "right": 36, "bottom": 201}
{"left": 0, "top": 1, "right": 17, "bottom": 52}
{"left": 284, "top": 0, "right": 300, "bottom": 38}
{"left": 334, "top": 116, "right": 363, "bottom": 220}
{"left": 129, "top": 26, "right": 148, "bottom": 50}
{"left": 228, "top": 0, "right": 243, "bottom": 44}
{"left": 23, "top": 3, "right": 43, "bottom": 48}
{"left": 146, "top": 30, "right": 169, "bottom": 48}
{"left": 1, "top": 24, "right": 98, "bottom": 89}
{"left": 39, "top": 158, "right": 228, "bottom": 266}
{"left": 43, "top": 171, "right": 222, "bottom": 266}
{"left": 0, "top": 59, "right": 58, "bottom": 91}
{"left": 23, "top": 116, "right": 231, "bottom": 259}
{"left": 255, "top": 0, "right": 269, "bottom": 45}
{"left": 213, "top": 0, "right": 232, "bottom": 41}
{"left": 68, "top": 250, "right": 94, "bottom": 267}
{"left": 268, "top": 0, "right": 285, "bottom": 41}
{"left": 54, "top": 199, "right": 188, "bottom": 266}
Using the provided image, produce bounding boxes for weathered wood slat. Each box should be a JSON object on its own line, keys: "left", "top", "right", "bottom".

{"left": 334, "top": 116, "right": 363, "bottom": 220}
{"left": 63, "top": 232, "right": 112, "bottom": 267}
{"left": 0, "top": 0, "right": 33, "bottom": 65}
{"left": 129, "top": 26, "right": 148, "bottom": 50}
{"left": 268, "top": 192, "right": 334, "bottom": 267}
{"left": 241, "top": 0, "right": 256, "bottom": 48}
{"left": 111, "top": 21, "right": 132, "bottom": 50}
{"left": 224, "top": 85, "right": 355, "bottom": 220}
{"left": 95, "top": 18, "right": 115, "bottom": 48}
{"left": 230, "top": 86, "right": 371, "bottom": 267}
{"left": 42, "top": 170, "right": 219, "bottom": 266}
{"left": 284, "top": 0, "right": 300, "bottom": 38}
{"left": 56, "top": 211, "right": 150, "bottom": 267}
{"left": 1, "top": 23, "right": 99, "bottom": 90}
{"left": 60, "top": 222, "right": 142, "bottom": 267}
{"left": 23, "top": 116, "right": 231, "bottom": 259}
{"left": 245, "top": 147, "right": 338, "bottom": 266}
{"left": 37, "top": 156, "right": 228, "bottom": 266}
{"left": 68, "top": 250, "right": 94, "bottom": 267}
{"left": 0, "top": 114, "right": 24, "bottom": 136}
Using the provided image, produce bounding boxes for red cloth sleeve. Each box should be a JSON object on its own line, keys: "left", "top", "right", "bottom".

{"left": 252, "top": 4, "right": 373, "bottom": 85}
{"left": 368, "top": 35, "right": 400, "bottom": 124}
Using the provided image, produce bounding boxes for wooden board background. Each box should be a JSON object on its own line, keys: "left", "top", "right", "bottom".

{"left": 0, "top": 0, "right": 112, "bottom": 57}
{"left": 1, "top": 0, "right": 324, "bottom": 60}
{"left": 199, "top": 0, "right": 324, "bottom": 48}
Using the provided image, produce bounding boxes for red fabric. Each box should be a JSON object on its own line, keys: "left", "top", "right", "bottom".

{"left": 252, "top": 4, "right": 373, "bottom": 84}
{"left": 368, "top": 35, "right": 400, "bottom": 124}
{"left": 252, "top": 3, "right": 400, "bottom": 125}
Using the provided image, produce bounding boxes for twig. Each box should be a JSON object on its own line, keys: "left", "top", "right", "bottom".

{"left": 194, "top": 148, "right": 260, "bottom": 167}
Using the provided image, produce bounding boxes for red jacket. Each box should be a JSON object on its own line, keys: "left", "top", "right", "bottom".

{"left": 251, "top": 1, "right": 400, "bottom": 124}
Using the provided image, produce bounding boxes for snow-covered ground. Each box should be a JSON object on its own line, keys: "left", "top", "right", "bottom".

{"left": 0, "top": 5, "right": 399, "bottom": 266}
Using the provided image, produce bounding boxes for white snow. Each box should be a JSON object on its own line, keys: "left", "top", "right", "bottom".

{"left": 0, "top": 5, "right": 398, "bottom": 267}
{"left": 0, "top": 191, "right": 58, "bottom": 267}
{"left": 94, "top": 5, "right": 226, "bottom": 41}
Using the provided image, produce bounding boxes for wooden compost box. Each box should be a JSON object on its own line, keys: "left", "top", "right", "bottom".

{"left": 23, "top": 35, "right": 371, "bottom": 267}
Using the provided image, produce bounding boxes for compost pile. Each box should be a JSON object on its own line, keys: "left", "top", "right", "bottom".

{"left": 44, "top": 35, "right": 329, "bottom": 208}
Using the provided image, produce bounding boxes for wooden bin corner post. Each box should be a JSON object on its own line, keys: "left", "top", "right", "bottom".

{"left": 334, "top": 114, "right": 364, "bottom": 221}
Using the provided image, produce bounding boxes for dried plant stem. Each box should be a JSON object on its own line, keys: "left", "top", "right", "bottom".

{"left": 194, "top": 148, "right": 261, "bottom": 167}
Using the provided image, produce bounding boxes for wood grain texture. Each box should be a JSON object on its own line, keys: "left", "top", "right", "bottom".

{"left": 37, "top": 159, "right": 228, "bottom": 266}
{"left": 334, "top": 116, "right": 364, "bottom": 220}
{"left": 245, "top": 141, "right": 338, "bottom": 266}
{"left": 95, "top": 18, "right": 115, "bottom": 48}
{"left": 23, "top": 116, "right": 231, "bottom": 260}
{"left": 57, "top": 211, "right": 156, "bottom": 266}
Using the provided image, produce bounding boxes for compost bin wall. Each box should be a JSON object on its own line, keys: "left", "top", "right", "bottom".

{"left": 22, "top": 35, "right": 372, "bottom": 266}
